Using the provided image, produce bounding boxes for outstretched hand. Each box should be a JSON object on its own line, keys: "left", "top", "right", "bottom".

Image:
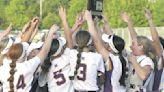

{"left": 58, "top": 6, "right": 66, "bottom": 21}
{"left": 144, "top": 9, "right": 152, "bottom": 20}
{"left": 30, "top": 17, "right": 39, "bottom": 28}
{"left": 121, "top": 12, "right": 131, "bottom": 23}
{"left": 84, "top": 10, "right": 92, "bottom": 21}
{"left": 101, "top": 14, "right": 109, "bottom": 23}
{"left": 75, "top": 12, "right": 85, "bottom": 26}
{"left": 49, "top": 24, "right": 59, "bottom": 35}
{"left": 5, "top": 23, "right": 13, "bottom": 33}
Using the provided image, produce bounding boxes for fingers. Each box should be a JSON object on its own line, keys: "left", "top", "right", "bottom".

{"left": 6, "top": 23, "right": 13, "bottom": 32}
{"left": 144, "top": 8, "right": 152, "bottom": 20}
{"left": 50, "top": 24, "right": 59, "bottom": 34}
{"left": 58, "top": 6, "right": 66, "bottom": 20}
{"left": 84, "top": 10, "right": 92, "bottom": 21}
{"left": 30, "top": 16, "right": 40, "bottom": 28}
{"left": 120, "top": 11, "right": 131, "bottom": 23}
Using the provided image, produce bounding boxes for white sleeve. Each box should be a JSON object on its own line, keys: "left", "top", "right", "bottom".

{"left": 97, "top": 54, "right": 105, "bottom": 73}
{"left": 140, "top": 57, "right": 154, "bottom": 69}
{"left": 24, "top": 56, "right": 41, "bottom": 73}
{"left": 69, "top": 49, "right": 78, "bottom": 77}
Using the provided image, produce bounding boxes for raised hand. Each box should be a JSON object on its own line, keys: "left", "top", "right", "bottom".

{"left": 58, "top": 6, "right": 66, "bottom": 21}
{"left": 5, "top": 23, "right": 13, "bottom": 33}
{"left": 101, "top": 14, "right": 109, "bottom": 23}
{"left": 128, "top": 53, "right": 137, "bottom": 63}
{"left": 21, "top": 21, "right": 31, "bottom": 35}
{"left": 75, "top": 12, "right": 85, "bottom": 26}
{"left": 30, "top": 17, "right": 39, "bottom": 28}
{"left": 49, "top": 24, "right": 59, "bottom": 35}
{"left": 121, "top": 12, "right": 131, "bottom": 23}
{"left": 84, "top": 10, "right": 92, "bottom": 21}
{"left": 144, "top": 9, "right": 152, "bottom": 20}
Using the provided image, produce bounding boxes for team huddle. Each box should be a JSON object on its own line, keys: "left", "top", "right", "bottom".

{"left": 0, "top": 6, "right": 164, "bottom": 92}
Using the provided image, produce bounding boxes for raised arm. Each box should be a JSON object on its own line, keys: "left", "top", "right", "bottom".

{"left": 71, "top": 12, "right": 85, "bottom": 40}
{"left": 84, "top": 10, "right": 112, "bottom": 70}
{"left": 101, "top": 15, "right": 113, "bottom": 35}
{"left": 144, "top": 9, "right": 163, "bottom": 57}
{"left": 29, "top": 19, "right": 40, "bottom": 42}
{"left": 37, "top": 24, "right": 59, "bottom": 62}
{"left": 21, "top": 17, "right": 39, "bottom": 42}
{"left": 121, "top": 12, "right": 137, "bottom": 40}
{"left": 58, "top": 6, "right": 73, "bottom": 48}
{"left": 0, "top": 23, "right": 12, "bottom": 41}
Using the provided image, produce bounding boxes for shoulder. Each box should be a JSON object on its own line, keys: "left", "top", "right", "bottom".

{"left": 70, "top": 49, "right": 78, "bottom": 55}
{"left": 140, "top": 56, "right": 154, "bottom": 69}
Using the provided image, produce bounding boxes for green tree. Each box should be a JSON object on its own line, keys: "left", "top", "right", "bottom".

{"left": 5, "top": 0, "right": 39, "bottom": 29}
{"left": 67, "top": 0, "right": 87, "bottom": 26}
{"left": 153, "top": 0, "right": 164, "bottom": 26}
{"left": 41, "top": 0, "right": 70, "bottom": 28}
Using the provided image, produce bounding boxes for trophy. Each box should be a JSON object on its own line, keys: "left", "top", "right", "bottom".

{"left": 87, "top": 0, "right": 103, "bottom": 19}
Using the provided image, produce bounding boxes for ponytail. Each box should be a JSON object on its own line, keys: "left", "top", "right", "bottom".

{"left": 8, "top": 59, "right": 17, "bottom": 92}
{"left": 70, "top": 48, "right": 83, "bottom": 80}
{"left": 41, "top": 56, "right": 52, "bottom": 74}
{"left": 118, "top": 53, "right": 128, "bottom": 87}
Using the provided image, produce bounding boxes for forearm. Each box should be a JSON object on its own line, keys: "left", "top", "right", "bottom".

{"left": 62, "top": 19, "right": 73, "bottom": 48}
{"left": 38, "top": 32, "right": 53, "bottom": 62}
{"left": 103, "top": 21, "right": 113, "bottom": 35}
{"left": 21, "top": 27, "right": 35, "bottom": 42}
{"left": 127, "top": 21, "right": 137, "bottom": 40}
{"left": 87, "top": 19, "right": 109, "bottom": 62}
{"left": 148, "top": 19, "right": 163, "bottom": 56}
{"left": 29, "top": 27, "right": 39, "bottom": 42}
{"left": 131, "top": 61, "right": 150, "bottom": 80}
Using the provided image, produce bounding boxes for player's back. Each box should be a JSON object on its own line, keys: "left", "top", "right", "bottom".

{"left": 0, "top": 57, "right": 40, "bottom": 92}
{"left": 45, "top": 48, "right": 74, "bottom": 92}
{"left": 70, "top": 50, "right": 105, "bottom": 91}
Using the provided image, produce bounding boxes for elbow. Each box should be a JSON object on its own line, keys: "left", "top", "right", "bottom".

{"left": 140, "top": 75, "right": 147, "bottom": 80}
{"left": 140, "top": 73, "right": 149, "bottom": 80}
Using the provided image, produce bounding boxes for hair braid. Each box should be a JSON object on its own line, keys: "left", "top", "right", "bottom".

{"left": 7, "top": 59, "right": 17, "bottom": 92}
{"left": 69, "top": 48, "right": 83, "bottom": 80}
{"left": 7, "top": 43, "right": 23, "bottom": 92}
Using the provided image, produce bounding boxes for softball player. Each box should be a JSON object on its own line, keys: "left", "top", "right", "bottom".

{"left": 102, "top": 34, "right": 127, "bottom": 92}
{"left": 144, "top": 9, "right": 164, "bottom": 91}
{"left": 0, "top": 24, "right": 58, "bottom": 92}
{"left": 38, "top": 37, "right": 74, "bottom": 92}
{"left": 69, "top": 31, "right": 105, "bottom": 92}
{"left": 84, "top": 10, "right": 127, "bottom": 92}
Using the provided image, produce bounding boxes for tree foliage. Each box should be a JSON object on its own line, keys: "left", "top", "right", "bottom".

{"left": 0, "top": 0, "right": 163, "bottom": 29}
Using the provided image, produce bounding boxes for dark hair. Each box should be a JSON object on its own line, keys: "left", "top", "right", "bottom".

{"left": 7, "top": 43, "right": 23, "bottom": 92}
{"left": 159, "top": 36, "right": 164, "bottom": 49}
{"left": 41, "top": 39, "right": 60, "bottom": 74}
{"left": 113, "top": 35, "right": 127, "bottom": 86}
{"left": 70, "top": 30, "right": 91, "bottom": 79}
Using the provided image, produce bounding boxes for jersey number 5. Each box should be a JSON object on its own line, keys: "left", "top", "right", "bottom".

{"left": 77, "top": 63, "right": 87, "bottom": 81}
{"left": 16, "top": 75, "right": 26, "bottom": 89}
{"left": 53, "top": 71, "right": 66, "bottom": 86}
